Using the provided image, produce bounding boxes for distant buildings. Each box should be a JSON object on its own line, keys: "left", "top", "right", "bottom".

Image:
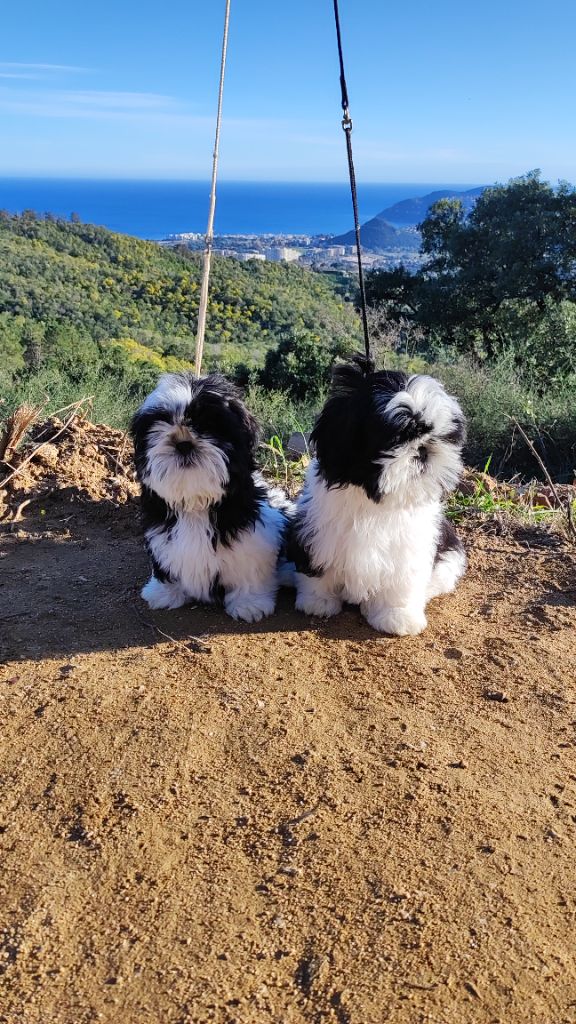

{"left": 158, "top": 231, "right": 425, "bottom": 274}
{"left": 264, "top": 246, "right": 300, "bottom": 262}
{"left": 165, "top": 231, "right": 203, "bottom": 242}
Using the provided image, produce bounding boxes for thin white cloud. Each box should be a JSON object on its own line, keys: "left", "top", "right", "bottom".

{"left": 0, "top": 62, "right": 89, "bottom": 73}
{"left": 0, "top": 87, "right": 189, "bottom": 120}
{"left": 49, "top": 90, "right": 178, "bottom": 110}
{"left": 0, "top": 89, "right": 321, "bottom": 136}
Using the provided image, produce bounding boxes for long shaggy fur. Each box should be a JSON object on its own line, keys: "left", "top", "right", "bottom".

{"left": 289, "top": 356, "right": 467, "bottom": 635}
{"left": 132, "top": 372, "right": 290, "bottom": 622}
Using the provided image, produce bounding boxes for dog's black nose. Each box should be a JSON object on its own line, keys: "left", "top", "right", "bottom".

{"left": 175, "top": 439, "right": 194, "bottom": 456}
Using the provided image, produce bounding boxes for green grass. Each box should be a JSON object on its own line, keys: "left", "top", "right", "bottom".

{"left": 446, "top": 457, "right": 573, "bottom": 536}
{"left": 0, "top": 364, "right": 152, "bottom": 431}
{"left": 244, "top": 382, "right": 320, "bottom": 442}
{"left": 436, "top": 353, "right": 576, "bottom": 482}
{"left": 244, "top": 384, "right": 317, "bottom": 494}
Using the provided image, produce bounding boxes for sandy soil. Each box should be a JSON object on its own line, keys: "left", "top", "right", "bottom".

{"left": 1, "top": 421, "right": 576, "bottom": 1024}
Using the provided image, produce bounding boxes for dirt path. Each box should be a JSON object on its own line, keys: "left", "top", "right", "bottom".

{"left": 1, "top": 488, "right": 576, "bottom": 1024}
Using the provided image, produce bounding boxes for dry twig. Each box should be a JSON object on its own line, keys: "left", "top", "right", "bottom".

{"left": 98, "top": 432, "right": 131, "bottom": 476}
{"left": 10, "top": 498, "right": 33, "bottom": 524}
{"left": 511, "top": 417, "right": 576, "bottom": 542}
{"left": 132, "top": 604, "right": 210, "bottom": 654}
{"left": 151, "top": 624, "right": 210, "bottom": 655}
{"left": 49, "top": 398, "right": 94, "bottom": 419}
{"left": 0, "top": 399, "right": 91, "bottom": 490}
{"left": 285, "top": 801, "right": 322, "bottom": 827}
{"left": 0, "top": 402, "right": 46, "bottom": 463}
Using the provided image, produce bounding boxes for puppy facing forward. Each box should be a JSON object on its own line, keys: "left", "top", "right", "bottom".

{"left": 131, "top": 372, "right": 290, "bottom": 622}
{"left": 290, "top": 356, "right": 467, "bottom": 636}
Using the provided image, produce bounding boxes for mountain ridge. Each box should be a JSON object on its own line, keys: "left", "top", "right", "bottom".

{"left": 379, "top": 186, "right": 485, "bottom": 226}
{"left": 330, "top": 186, "right": 485, "bottom": 252}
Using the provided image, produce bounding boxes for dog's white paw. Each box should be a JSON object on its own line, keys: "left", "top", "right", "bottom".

{"left": 295, "top": 591, "right": 342, "bottom": 618}
{"left": 225, "top": 592, "right": 275, "bottom": 623}
{"left": 141, "top": 577, "right": 187, "bottom": 610}
{"left": 362, "top": 603, "right": 427, "bottom": 636}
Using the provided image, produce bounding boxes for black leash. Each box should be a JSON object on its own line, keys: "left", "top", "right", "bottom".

{"left": 333, "top": 0, "right": 372, "bottom": 363}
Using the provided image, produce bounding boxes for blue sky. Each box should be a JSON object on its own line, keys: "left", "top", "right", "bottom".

{"left": 1, "top": 0, "right": 575, "bottom": 183}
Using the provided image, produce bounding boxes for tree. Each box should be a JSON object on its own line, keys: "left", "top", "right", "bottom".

{"left": 364, "top": 265, "right": 418, "bottom": 321}
{"left": 0, "top": 314, "right": 26, "bottom": 374}
{"left": 364, "top": 173, "right": 576, "bottom": 368}
{"left": 259, "top": 329, "right": 350, "bottom": 400}
{"left": 420, "top": 173, "right": 576, "bottom": 315}
{"left": 419, "top": 198, "right": 466, "bottom": 274}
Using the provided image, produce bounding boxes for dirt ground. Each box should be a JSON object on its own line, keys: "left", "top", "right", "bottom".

{"left": 1, "top": 420, "right": 576, "bottom": 1024}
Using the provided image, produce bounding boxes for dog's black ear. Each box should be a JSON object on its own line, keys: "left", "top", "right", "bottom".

{"left": 228, "top": 395, "right": 260, "bottom": 452}
{"left": 201, "top": 373, "right": 260, "bottom": 453}
{"left": 130, "top": 406, "right": 150, "bottom": 474}
{"left": 310, "top": 384, "right": 360, "bottom": 481}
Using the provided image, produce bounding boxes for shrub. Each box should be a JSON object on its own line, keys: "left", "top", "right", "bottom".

{"left": 259, "top": 328, "right": 351, "bottom": 401}
{"left": 436, "top": 353, "right": 576, "bottom": 481}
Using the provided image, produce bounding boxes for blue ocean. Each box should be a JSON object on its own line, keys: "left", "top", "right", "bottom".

{"left": 0, "top": 179, "right": 476, "bottom": 239}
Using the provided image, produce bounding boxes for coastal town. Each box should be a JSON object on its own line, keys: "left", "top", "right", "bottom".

{"left": 157, "top": 187, "right": 486, "bottom": 273}
{"left": 159, "top": 230, "right": 427, "bottom": 272}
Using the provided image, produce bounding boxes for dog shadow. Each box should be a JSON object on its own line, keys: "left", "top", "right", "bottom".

{"left": 1, "top": 494, "right": 381, "bottom": 665}
{"left": 5, "top": 493, "right": 571, "bottom": 667}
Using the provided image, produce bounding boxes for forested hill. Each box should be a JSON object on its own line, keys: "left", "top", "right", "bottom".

{"left": 0, "top": 211, "right": 360, "bottom": 377}
{"left": 377, "top": 186, "right": 485, "bottom": 226}
{"left": 331, "top": 217, "right": 419, "bottom": 252}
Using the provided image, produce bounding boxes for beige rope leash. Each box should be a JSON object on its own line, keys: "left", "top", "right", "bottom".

{"left": 194, "top": 0, "right": 232, "bottom": 376}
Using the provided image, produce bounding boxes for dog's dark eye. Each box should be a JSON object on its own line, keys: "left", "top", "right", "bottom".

{"left": 186, "top": 404, "right": 226, "bottom": 438}
{"left": 416, "top": 445, "right": 428, "bottom": 463}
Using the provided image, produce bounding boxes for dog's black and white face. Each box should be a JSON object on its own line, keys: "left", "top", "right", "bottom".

{"left": 311, "top": 358, "right": 466, "bottom": 504}
{"left": 131, "top": 372, "right": 258, "bottom": 510}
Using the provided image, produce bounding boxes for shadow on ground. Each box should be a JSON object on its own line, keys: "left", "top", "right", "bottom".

{"left": 1, "top": 496, "right": 389, "bottom": 664}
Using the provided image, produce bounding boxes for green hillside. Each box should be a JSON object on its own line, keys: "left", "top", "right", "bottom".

{"left": 2, "top": 186, "right": 575, "bottom": 482}
{"left": 332, "top": 216, "right": 420, "bottom": 252}
{"left": 0, "top": 210, "right": 360, "bottom": 380}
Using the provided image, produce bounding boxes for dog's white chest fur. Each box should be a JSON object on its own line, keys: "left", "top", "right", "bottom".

{"left": 148, "top": 511, "right": 219, "bottom": 602}
{"left": 300, "top": 472, "right": 439, "bottom": 605}
{"left": 142, "top": 500, "right": 287, "bottom": 622}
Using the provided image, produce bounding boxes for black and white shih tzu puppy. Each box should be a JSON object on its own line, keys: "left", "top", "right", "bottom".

{"left": 289, "top": 356, "right": 467, "bottom": 636}
{"left": 131, "top": 372, "right": 291, "bottom": 622}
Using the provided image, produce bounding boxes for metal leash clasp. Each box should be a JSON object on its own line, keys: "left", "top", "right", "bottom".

{"left": 342, "top": 107, "right": 353, "bottom": 132}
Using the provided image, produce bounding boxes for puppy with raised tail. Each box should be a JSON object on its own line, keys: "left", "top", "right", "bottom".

{"left": 290, "top": 356, "right": 467, "bottom": 636}
{"left": 132, "top": 372, "right": 290, "bottom": 622}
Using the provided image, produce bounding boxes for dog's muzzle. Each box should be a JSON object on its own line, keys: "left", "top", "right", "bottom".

{"left": 175, "top": 439, "right": 194, "bottom": 456}
{"left": 171, "top": 425, "right": 196, "bottom": 458}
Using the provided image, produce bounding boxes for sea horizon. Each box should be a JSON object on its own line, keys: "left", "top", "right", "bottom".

{"left": 0, "top": 177, "right": 482, "bottom": 240}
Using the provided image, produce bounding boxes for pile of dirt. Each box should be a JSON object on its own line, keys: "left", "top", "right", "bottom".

{"left": 0, "top": 415, "right": 138, "bottom": 523}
